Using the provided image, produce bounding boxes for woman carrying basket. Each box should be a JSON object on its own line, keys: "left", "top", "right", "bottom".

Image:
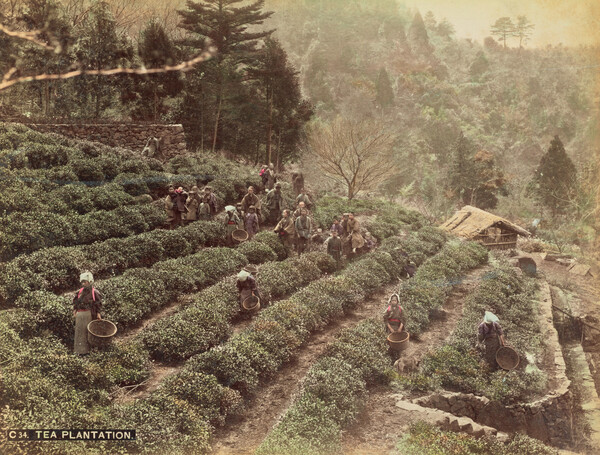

{"left": 477, "top": 311, "right": 506, "bottom": 370}
{"left": 73, "top": 271, "right": 103, "bottom": 356}
{"left": 383, "top": 293, "right": 404, "bottom": 334}
{"left": 236, "top": 269, "right": 260, "bottom": 310}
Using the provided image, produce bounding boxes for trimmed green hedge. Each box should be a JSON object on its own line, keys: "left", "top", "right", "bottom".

{"left": 0, "top": 220, "right": 225, "bottom": 305}
{"left": 396, "top": 421, "right": 558, "bottom": 455}
{"left": 140, "top": 252, "right": 334, "bottom": 361}
{"left": 401, "top": 262, "right": 547, "bottom": 403}
{"left": 99, "top": 248, "right": 248, "bottom": 327}
{"left": 401, "top": 241, "right": 489, "bottom": 337}
{"left": 184, "top": 249, "right": 399, "bottom": 396}
{"left": 256, "top": 319, "right": 391, "bottom": 455}
{"left": 236, "top": 241, "right": 278, "bottom": 264}
{"left": 0, "top": 203, "right": 166, "bottom": 260}
{"left": 312, "top": 196, "right": 425, "bottom": 233}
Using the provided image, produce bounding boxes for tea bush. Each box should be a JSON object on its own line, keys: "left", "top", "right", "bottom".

{"left": 141, "top": 253, "right": 331, "bottom": 361}
{"left": 0, "top": 220, "right": 224, "bottom": 305}
{"left": 253, "top": 231, "right": 288, "bottom": 260}
{"left": 236, "top": 241, "right": 277, "bottom": 264}
{"left": 396, "top": 421, "right": 558, "bottom": 455}
{"left": 0, "top": 203, "right": 165, "bottom": 260}
{"left": 256, "top": 319, "right": 391, "bottom": 455}
{"left": 98, "top": 248, "right": 247, "bottom": 327}
{"left": 400, "top": 262, "right": 548, "bottom": 403}
{"left": 402, "top": 241, "right": 489, "bottom": 337}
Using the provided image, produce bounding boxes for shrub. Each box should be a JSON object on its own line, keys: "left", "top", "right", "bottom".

{"left": 142, "top": 229, "right": 192, "bottom": 258}
{"left": 302, "top": 251, "right": 337, "bottom": 274}
{"left": 14, "top": 290, "right": 73, "bottom": 342}
{"left": 20, "top": 142, "right": 69, "bottom": 169}
{"left": 89, "top": 340, "right": 151, "bottom": 387}
{"left": 70, "top": 158, "right": 106, "bottom": 184}
{"left": 257, "top": 319, "right": 391, "bottom": 455}
{"left": 254, "top": 230, "right": 288, "bottom": 260}
{"left": 161, "top": 370, "right": 242, "bottom": 426}
{"left": 237, "top": 241, "right": 278, "bottom": 264}
{"left": 142, "top": 286, "right": 233, "bottom": 361}
{"left": 113, "top": 172, "right": 149, "bottom": 196}
{"left": 107, "top": 393, "right": 212, "bottom": 454}
{"left": 0, "top": 212, "right": 77, "bottom": 259}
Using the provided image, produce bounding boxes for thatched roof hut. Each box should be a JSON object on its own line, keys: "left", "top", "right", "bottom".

{"left": 440, "top": 205, "right": 531, "bottom": 250}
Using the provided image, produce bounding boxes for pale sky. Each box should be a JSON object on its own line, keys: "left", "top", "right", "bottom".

{"left": 401, "top": 0, "right": 600, "bottom": 47}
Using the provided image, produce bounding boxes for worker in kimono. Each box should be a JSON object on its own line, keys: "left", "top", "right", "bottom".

{"left": 327, "top": 228, "right": 343, "bottom": 269}
{"left": 236, "top": 269, "right": 260, "bottom": 309}
{"left": 294, "top": 208, "right": 312, "bottom": 255}
{"left": 245, "top": 205, "right": 260, "bottom": 239}
{"left": 477, "top": 311, "right": 506, "bottom": 370}
{"left": 225, "top": 205, "right": 241, "bottom": 246}
{"left": 73, "top": 271, "right": 103, "bottom": 356}
{"left": 346, "top": 212, "right": 365, "bottom": 254}
{"left": 274, "top": 209, "right": 295, "bottom": 255}
{"left": 383, "top": 294, "right": 404, "bottom": 334}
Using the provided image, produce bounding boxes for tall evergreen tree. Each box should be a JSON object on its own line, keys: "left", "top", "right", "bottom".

{"left": 177, "top": 0, "right": 274, "bottom": 152}
{"left": 490, "top": 17, "right": 515, "bottom": 49}
{"left": 14, "top": 0, "right": 73, "bottom": 116}
{"left": 531, "top": 135, "right": 577, "bottom": 216}
{"left": 514, "top": 16, "right": 534, "bottom": 49}
{"left": 375, "top": 67, "right": 394, "bottom": 109}
{"left": 447, "top": 133, "right": 506, "bottom": 209}
{"left": 123, "top": 20, "right": 182, "bottom": 121}
{"left": 73, "top": 0, "right": 133, "bottom": 117}
{"left": 248, "top": 38, "right": 310, "bottom": 165}
{"left": 407, "top": 11, "right": 431, "bottom": 53}
{"left": 448, "top": 131, "right": 474, "bottom": 204}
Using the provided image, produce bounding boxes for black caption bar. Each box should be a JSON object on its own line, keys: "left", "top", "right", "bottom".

{"left": 7, "top": 430, "right": 136, "bottom": 441}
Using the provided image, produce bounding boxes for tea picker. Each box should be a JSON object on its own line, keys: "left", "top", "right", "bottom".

{"left": 477, "top": 311, "right": 507, "bottom": 370}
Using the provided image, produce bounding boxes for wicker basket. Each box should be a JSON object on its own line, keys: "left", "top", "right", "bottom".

{"left": 242, "top": 295, "right": 260, "bottom": 312}
{"left": 233, "top": 229, "right": 249, "bottom": 243}
{"left": 87, "top": 319, "right": 117, "bottom": 347}
{"left": 387, "top": 331, "right": 410, "bottom": 352}
{"left": 496, "top": 346, "right": 520, "bottom": 370}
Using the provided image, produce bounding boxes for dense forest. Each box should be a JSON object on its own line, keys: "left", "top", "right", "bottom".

{"left": 0, "top": 0, "right": 598, "bottom": 252}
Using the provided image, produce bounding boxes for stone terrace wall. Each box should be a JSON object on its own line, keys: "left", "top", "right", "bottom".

{"left": 413, "top": 281, "right": 573, "bottom": 448}
{"left": 28, "top": 123, "right": 187, "bottom": 158}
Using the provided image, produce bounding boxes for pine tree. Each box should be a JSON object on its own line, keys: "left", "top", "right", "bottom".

{"left": 531, "top": 135, "right": 577, "bottom": 216}
{"left": 448, "top": 131, "right": 474, "bottom": 204}
{"left": 490, "top": 17, "right": 515, "bottom": 49}
{"left": 124, "top": 20, "right": 182, "bottom": 121}
{"left": 408, "top": 11, "right": 431, "bottom": 53}
{"left": 448, "top": 133, "right": 506, "bottom": 209}
{"left": 177, "top": 0, "right": 274, "bottom": 152}
{"left": 247, "top": 38, "right": 310, "bottom": 165}
{"left": 375, "top": 67, "right": 394, "bottom": 109}
{"left": 73, "top": 0, "right": 134, "bottom": 117}
{"left": 514, "top": 16, "right": 534, "bottom": 49}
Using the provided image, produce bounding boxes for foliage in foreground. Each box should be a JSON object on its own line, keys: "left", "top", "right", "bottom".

{"left": 396, "top": 421, "right": 558, "bottom": 455}
{"left": 397, "top": 262, "right": 547, "bottom": 403}
{"left": 256, "top": 319, "right": 391, "bottom": 455}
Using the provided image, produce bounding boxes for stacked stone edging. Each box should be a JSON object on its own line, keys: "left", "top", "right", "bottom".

{"left": 27, "top": 123, "right": 187, "bottom": 158}
{"left": 411, "top": 281, "right": 573, "bottom": 447}
{"left": 394, "top": 395, "right": 509, "bottom": 441}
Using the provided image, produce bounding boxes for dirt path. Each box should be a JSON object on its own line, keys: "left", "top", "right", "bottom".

{"left": 112, "top": 362, "right": 180, "bottom": 404}
{"left": 210, "top": 280, "right": 403, "bottom": 455}
{"left": 340, "top": 265, "right": 490, "bottom": 455}
{"left": 209, "top": 266, "right": 490, "bottom": 454}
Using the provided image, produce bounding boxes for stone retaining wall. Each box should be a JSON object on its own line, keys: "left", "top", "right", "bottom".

{"left": 28, "top": 123, "right": 187, "bottom": 158}
{"left": 412, "top": 281, "right": 573, "bottom": 447}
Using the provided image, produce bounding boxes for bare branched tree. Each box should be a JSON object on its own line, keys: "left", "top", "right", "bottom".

{"left": 306, "top": 116, "right": 398, "bottom": 199}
